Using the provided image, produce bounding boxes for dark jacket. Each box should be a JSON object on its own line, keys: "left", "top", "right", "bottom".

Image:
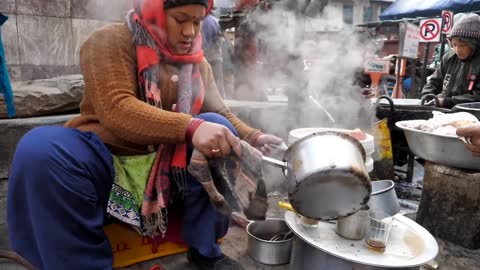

{"left": 421, "top": 49, "right": 480, "bottom": 108}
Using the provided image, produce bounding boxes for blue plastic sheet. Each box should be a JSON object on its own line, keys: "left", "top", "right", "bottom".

{"left": 380, "top": 0, "right": 480, "bottom": 21}
{"left": 0, "top": 12, "right": 16, "bottom": 118}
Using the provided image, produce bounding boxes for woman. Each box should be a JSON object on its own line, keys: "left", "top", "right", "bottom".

{"left": 422, "top": 14, "right": 480, "bottom": 108}
{"left": 7, "top": 0, "right": 282, "bottom": 269}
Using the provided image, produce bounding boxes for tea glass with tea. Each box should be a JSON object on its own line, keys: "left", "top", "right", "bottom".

{"left": 365, "top": 211, "right": 393, "bottom": 252}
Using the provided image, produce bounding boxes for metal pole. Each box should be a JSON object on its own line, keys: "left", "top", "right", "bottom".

{"left": 420, "top": 43, "right": 431, "bottom": 90}
{"left": 440, "top": 34, "right": 447, "bottom": 60}
{"left": 410, "top": 58, "right": 418, "bottom": 97}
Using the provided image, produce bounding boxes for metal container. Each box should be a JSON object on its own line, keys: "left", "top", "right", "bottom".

{"left": 336, "top": 206, "right": 370, "bottom": 240}
{"left": 289, "top": 237, "right": 419, "bottom": 270}
{"left": 285, "top": 211, "right": 438, "bottom": 270}
{"left": 262, "top": 131, "right": 372, "bottom": 221}
{"left": 368, "top": 180, "right": 400, "bottom": 216}
{"left": 396, "top": 121, "right": 480, "bottom": 170}
{"left": 375, "top": 95, "right": 450, "bottom": 125}
{"left": 246, "top": 219, "right": 293, "bottom": 265}
{"left": 452, "top": 102, "right": 480, "bottom": 120}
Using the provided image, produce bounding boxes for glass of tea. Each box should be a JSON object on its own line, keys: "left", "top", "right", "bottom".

{"left": 365, "top": 211, "right": 393, "bottom": 252}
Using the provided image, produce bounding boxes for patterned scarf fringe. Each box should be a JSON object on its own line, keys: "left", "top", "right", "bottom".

{"left": 143, "top": 207, "right": 169, "bottom": 238}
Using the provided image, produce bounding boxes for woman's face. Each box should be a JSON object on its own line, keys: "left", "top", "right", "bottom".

{"left": 165, "top": 5, "right": 206, "bottom": 55}
{"left": 451, "top": 37, "right": 474, "bottom": 60}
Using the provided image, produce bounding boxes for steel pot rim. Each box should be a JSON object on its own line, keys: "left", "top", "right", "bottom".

{"left": 246, "top": 218, "right": 293, "bottom": 244}
{"left": 283, "top": 131, "right": 367, "bottom": 163}
{"left": 371, "top": 180, "right": 395, "bottom": 196}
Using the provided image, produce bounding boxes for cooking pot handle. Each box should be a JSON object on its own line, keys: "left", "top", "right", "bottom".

{"left": 262, "top": 156, "right": 287, "bottom": 170}
{"left": 375, "top": 95, "right": 394, "bottom": 116}
{"left": 421, "top": 94, "right": 440, "bottom": 107}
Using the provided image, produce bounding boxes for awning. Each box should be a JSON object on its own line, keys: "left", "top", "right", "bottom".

{"left": 380, "top": 0, "right": 480, "bottom": 21}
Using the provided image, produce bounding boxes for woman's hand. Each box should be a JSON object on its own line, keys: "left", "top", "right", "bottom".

{"left": 253, "top": 134, "right": 285, "bottom": 155}
{"left": 457, "top": 123, "right": 480, "bottom": 156}
{"left": 192, "top": 122, "right": 241, "bottom": 158}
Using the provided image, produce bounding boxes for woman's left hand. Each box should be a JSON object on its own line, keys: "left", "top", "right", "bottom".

{"left": 254, "top": 134, "right": 285, "bottom": 155}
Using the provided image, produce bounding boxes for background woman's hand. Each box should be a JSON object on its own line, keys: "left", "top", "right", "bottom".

{"left": 253, "top": 134, "right": 285, "bottom": 155}
{"left": 456, "top": 123, "right": 480, "bottom": 156}
{"left": 192, "top": 122, "right": 241, "bottom": 158}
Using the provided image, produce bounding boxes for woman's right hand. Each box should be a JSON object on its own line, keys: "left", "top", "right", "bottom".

{"left": 192, "top": 122, "right": 241, "bottom": 158}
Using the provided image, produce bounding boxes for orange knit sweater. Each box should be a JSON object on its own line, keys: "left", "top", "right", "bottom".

{"left": 66, "top": 23, "right": 259, "bottom": 155}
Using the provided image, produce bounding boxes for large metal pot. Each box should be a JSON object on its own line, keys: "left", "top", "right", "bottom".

{"left": 375, "top": 95, "right": 450, "bottom": 125}
{"left": 368, "top": 180, "right": 400, "bottom": 216}
{"left": 374, "top": 95, "right": 451, "bottom": 179}
{"left": 289, "top": 237, "right": 419, "bottom": 270}
{"left": 246, "top": 219, "right": 293, "bottom": 265}
{"left": 452, "top": 102, "right": 480, "bottom": 120}
{"left": 262, "top": 131, "right": 372, "bottom": 221}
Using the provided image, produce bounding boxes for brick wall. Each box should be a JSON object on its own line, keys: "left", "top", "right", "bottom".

{"left": 0, "top": 0, "right": 130, "bottom": 81}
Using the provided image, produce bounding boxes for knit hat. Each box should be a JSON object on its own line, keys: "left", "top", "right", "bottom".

{"left": 164, "top": 0, "right": 209, "bottom": 9}
{"left": 449, "top": 13, "right": 480, "bottom": 40}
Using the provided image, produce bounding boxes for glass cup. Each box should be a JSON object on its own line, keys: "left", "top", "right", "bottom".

{"left": 365, "top": 211, "right": 393, "bottom": 252}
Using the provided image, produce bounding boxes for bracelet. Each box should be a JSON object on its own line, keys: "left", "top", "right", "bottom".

{"left": 186, "top": 118, "right": 205, "bottom": 144}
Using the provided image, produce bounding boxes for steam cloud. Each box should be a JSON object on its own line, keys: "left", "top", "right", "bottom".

{"left": 240, "top": 1, "right": 378, "bottom": 132}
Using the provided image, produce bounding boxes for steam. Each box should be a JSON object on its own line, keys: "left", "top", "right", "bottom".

{"left": 239, "top": 2, "right": 378, "bottom": 131}
{"left": 80, "top": 0, "right": 131, "bottom": 22}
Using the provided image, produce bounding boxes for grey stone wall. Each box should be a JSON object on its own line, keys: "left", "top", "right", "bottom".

{"left": 0, "top": 0, "right": 129, "bottom": 81}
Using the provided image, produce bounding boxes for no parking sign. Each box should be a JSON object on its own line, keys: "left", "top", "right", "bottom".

{"left": 419, "top": 18, "right": 442, "bottom": 42}
{"left": 442, "top": 10, "right": 454, "bottom": 34}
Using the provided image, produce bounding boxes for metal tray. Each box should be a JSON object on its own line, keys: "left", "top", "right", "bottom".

{"left": 285, "top": 211, "right": 438, "bottom": 268}
{"left": 396, "top": 121, "right": 480, "bottom": 170}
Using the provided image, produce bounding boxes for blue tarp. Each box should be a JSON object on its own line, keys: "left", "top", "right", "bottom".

{"left": 0, "top": 12, "right": 15, "bottom": 118}
{"left": 380, "top": 0, "right": 480, "bottom": 21}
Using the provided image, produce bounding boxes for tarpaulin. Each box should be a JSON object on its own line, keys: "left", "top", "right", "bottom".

{"left": 380, "top": 0, "right": 480, "bottom": 21}
{"left": 0, "top": 13, "right": 15, "bottom": 118}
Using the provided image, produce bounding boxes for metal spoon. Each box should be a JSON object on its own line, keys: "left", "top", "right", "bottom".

{"left": 269, "top": 231, "right": 294, "bottom": 241}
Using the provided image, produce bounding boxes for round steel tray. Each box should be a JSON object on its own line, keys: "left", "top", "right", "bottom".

{"left": 285, "top": 211, "right": 438, "bottom": 268}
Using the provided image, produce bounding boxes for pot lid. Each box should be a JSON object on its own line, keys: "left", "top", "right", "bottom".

{"left": 285, "top": 211, "right": 439, "bottom": 268}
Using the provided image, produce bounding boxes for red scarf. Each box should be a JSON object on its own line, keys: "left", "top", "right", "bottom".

{"left": 128, "top": 0, "right": 213, "bottom": 237}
